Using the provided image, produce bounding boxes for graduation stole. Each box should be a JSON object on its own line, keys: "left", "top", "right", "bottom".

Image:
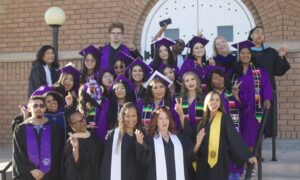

{"left": 154, "top": 133, "right": 185, "bottom": 180}
{"left": 182, "top": 98, "right": 203, "bottom": 125}
{"left": 111, "top": 128, "right": 122, "bottom": 180}
{"left": 250, "top": 63, "right": 263, "bottom": 123}
{"left": 26, "top": 124, "right": 52, "bottom": 174}
{"left": 224, "top": 90, "right": 240, "bottom": 131}
{"left": 86, "top": 107, "right": 96, "bottom": 123}
{"left": 142, "top": 100, "right": 164, "bottom": 125}
{"left": 208, "top": 111, "right": 222, "bottom": 168}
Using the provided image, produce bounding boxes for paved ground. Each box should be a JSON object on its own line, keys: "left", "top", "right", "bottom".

{"left": 1, "top": 139, "right": 300, "bottom": 180}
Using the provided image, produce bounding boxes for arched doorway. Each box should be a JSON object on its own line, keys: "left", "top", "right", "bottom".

{"left": 141, "top": 0, "right": 256, "bottom": 60}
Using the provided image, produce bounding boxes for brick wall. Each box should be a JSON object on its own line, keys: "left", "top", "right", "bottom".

{"left": 1, "top": 0, "right": 300, "bottom": 144}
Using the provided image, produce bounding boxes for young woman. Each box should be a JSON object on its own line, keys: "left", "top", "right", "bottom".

{"left": 100, "top": 102, "right": 143, "bottom": 180}
{"left": 79, "top": 45, "right": 101, "bottom": 84}
{"left": 248, "top": 26, "right": 290, "bottom": 137}
{"left": 150, "top": 37, "right": 178, "bottom": 72}
{"left": 99, "top": 75, "right": 136, "bottom": 131}
{"left": 194, "top": 91, "right": 257, "bottom": 180}
{"left": 125, "top": 58, "right": 152, "bottom": 100}
{"left": 98, "top": 67, "right": 116, "bottom": 99}
{"left": 183, "top": 36, "right": 211, "bottom": 83}
{"left": 137, "top": 71, "right": 174, "bottom": 132}
{"left": 231, "top": 41, "right": 273, "bottom": 152}
{"left": 159, "top": 64, "right": 181, "bottom": 99}
{"left": 135, "top": 107, "right": 193, "bottom": 180}
{"left": 28, "top": 45, "right": 60, "bottom": 98}
{"left": 112, "top": 51, "right": 134, "bottom": 76}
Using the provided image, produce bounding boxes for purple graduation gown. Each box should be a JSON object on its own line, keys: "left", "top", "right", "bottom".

{"left": 237, "top": 66, "right": 273, "bottom": 147}
{"left": 100, "top": 44, "right": 130, "bottom": 71}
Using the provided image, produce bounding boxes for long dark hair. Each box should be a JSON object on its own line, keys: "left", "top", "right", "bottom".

{"left": 152, "top": 45, "right": 176, "bottom": 70}
{"left": 248, "top": 26, "right": 266, "bottom": 50}
{"left": 199, "top": 91, "right": 224, "bottom": 130}
{"left": 80, "top": 53, "right": 100, "bottom": 84}
{"left": 233, "top": 48, "right": 259, "bottom": 76}
{"left": 34, "top": 45, "right": 59, "bottom": 69}
{"left": 108, "top": 81, "right": 136, "bottom": 128}
{"left": 187, "top": 43, "right": 207, "bottom": 65}
{"left": 144, "top": 77, "right": 171, "bottom": 105}
{"left": 77, "top": 85, "right": 99, "bottom": 117}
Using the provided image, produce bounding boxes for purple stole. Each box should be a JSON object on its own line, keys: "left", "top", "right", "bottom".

{"left": 100, "top": 44, "right": 130, "bottom": 71}
{"left": 26, "top": 124, "right": 52, "bottom": 174}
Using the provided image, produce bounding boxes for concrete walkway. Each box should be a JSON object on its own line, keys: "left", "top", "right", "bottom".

{"left": 1, "top": 139, "right": 300, "bottom": 180}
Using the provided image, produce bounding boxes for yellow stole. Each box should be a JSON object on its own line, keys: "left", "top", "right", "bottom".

{"left": 208, "top": 111, "right": 222, "bottom": 168}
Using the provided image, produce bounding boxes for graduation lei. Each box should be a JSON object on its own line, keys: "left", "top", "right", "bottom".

{"left": 182, "top": 97, "right": 203, "bottom": 126}
{"left": 142, "top": 100, "right": 165, "bottom": 125}
{"left": 232, "top": 63, "right": 263, "bottom": 123}
{"left": 224, "top": 90, "right": 240, "bottom": 131}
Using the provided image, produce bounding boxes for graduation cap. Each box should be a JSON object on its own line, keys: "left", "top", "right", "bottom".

{"left": 143, "top": 70, "right": 173, "bottom": 88}
{"left": 113, "top": 51, "right": 135, "bottom": 67}
{"left": 231, "top": 40, "right": 255, "bottom": 61}
{"left": 57, "top": 63, "right": 81, "bottom": 77}
{"left": 231, "top": 40, "right": 255, "bottom": 51}
{"left": 125, "top": 57, "right": 152, "bottom": 80}
{"left": 158, "top": 63, "right": 179, "bottom": 78}
{"left": 79, "top": 45, "right": 100, "bottom": 57}
{"left": 109, "top": 74, "right": 135, "bottom": 93}
{"left": 186, "top": 36, "right": 209, "bottom": 49}
{"left": 152, "top": 37, "right": 176, "bottom": 49}
{"left": 31, "top": 85, "right": 63, "bottom": 106}
{"left": 179, "top": 60, "right": 200, "bottom": 79}
{"left": 83, "top": 79, "right": 103, "bottom": 105}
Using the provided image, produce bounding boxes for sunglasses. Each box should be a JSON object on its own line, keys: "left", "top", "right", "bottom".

{"left": 32, "top": 104, "right": 46, "bottom": 109}
{"left": 114, "top": 65, "right": 125, "bottom": 70}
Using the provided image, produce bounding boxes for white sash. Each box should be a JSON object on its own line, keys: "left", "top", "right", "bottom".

{"left": 110, "top": 128, "right": 121, "bottom": 180}
{"left": 154, "top": 132, "right": 185, "bottom": 180}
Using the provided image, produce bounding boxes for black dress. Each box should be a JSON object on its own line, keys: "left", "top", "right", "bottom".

{"left": 12, "top": 121, "right": 62, "bottom": 180}
{"left": 62, "top": 134, "right": 104, "bottom": 180}
{"left": 195, "top": 113, "right": 250, "bottom": 180}
{"left": 100, "top": 129, "right": 143, "bottom": 180}
{"left": 251, "top": 47, "right": 290, "bottom": 137}
{"left": 136, "top": 134, "right": 193, "bottom": 180}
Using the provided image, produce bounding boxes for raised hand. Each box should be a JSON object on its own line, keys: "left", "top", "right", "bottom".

{"left": 128, "top": 42, "right": 137, "bottom": 51}
{"left": 232, "top": 80, "right": 242, "bottom": 99}
{"left": 65, "top": 91, "right": 73, "bottom": 106}
{"left": 135, "top": 129, "right": 144, "bottom": 145}
{"left": 68, "top": 132, "right": 79, "bottom": 150}
{"left": 278, "top": 47, "right": 287, "bottom": 58}
{"left": 248, "top": 156, "right": 258, "bottom": 164}
{"left": 208, "top": 57, "right": 216, "bottom": 66}
{"left": 174, "top": 98, "right": 184, "bottom": 116}
{"left": 19, "top": 104, "right": 29, "bottom": 119}
{"left": 263, "top": 100, "right": 271, "bottom": 109}
{"left": 30, "top": 169, "right": 44, "bottom": 180}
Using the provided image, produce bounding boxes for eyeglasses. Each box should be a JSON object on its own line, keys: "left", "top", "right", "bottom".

{"left": 111, "top": 32, "right": 122, "bottom": 35}
{"left": 114, "top": 65, "right": 125, "bottom": 70}
{"left": 32, "top": 104, "right": 46, "bottom": 109}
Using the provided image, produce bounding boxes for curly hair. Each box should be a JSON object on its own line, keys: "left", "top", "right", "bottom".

{"left": 144, "top": 77, "right": 171, "bottom": 105}
{"left": 34, "top": 45, "right": 59, "bottom": 69}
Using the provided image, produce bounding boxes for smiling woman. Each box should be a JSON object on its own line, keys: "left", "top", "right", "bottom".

{"left": 28, "top": 45, "right": 60, "bottom": 98}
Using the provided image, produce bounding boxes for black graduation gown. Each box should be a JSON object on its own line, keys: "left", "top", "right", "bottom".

{"left": 12, "top": 121, "right": 62, "bottom": 180}
{"left": 195, "top": 113, "right": 250, "bottom": 180}
{"left": 100, "top": 129, "right": 143, "bottom": 180}
{"left": 136, "top": 134, "right": 193, "bottom": 180}
{"left": 251, "top": 47, "right": 290, "bottom": 137}
{"left": 28, "top": 61, "right": 59, "bottom": 98}
{"left": 62, "top": 134, "right": 104, "bottom": 180}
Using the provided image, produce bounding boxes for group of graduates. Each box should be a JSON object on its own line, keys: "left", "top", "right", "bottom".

{"left": 12, "top": 22, "right": 291, "bottom": 180}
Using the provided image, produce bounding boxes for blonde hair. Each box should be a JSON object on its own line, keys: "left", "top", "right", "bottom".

{"left": 180, "top": 71, "right": 203, "bottom": 99}
{"left": 212, "top": 36, "right": 231, "bottom": 57}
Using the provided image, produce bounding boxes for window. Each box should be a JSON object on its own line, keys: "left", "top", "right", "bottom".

{"left": 217, "top": 26, "right": 233, "bottom": 42}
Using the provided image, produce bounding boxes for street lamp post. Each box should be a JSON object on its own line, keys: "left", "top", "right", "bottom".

{"left": 44, "top": 7, "right": 66, "bottom": 61}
